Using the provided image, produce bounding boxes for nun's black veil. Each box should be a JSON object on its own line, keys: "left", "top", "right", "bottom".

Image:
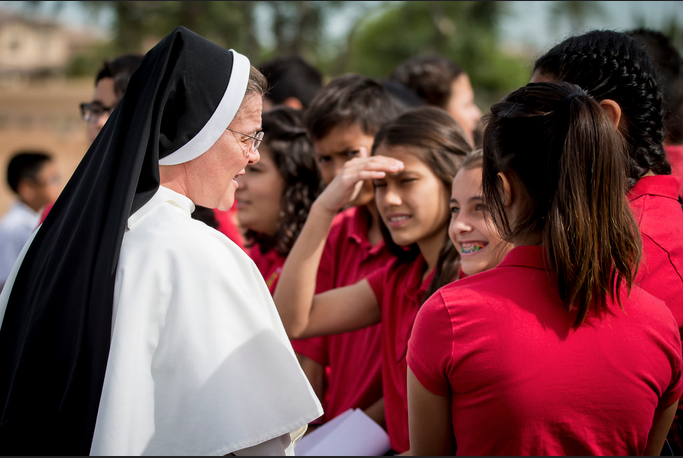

{"left": 0, "top": 26, "right": 236, "bottom": 454}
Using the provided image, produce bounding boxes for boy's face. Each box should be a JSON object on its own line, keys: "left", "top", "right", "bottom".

{"left": 312, "top": 122, "right": 376, "bottom": 207}
{"left": 19, "top": 161, "right": 62, "bottom": 212}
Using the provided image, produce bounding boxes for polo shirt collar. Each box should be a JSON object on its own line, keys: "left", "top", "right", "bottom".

{"left": 127, "top": 186, "right": 195, "bottom": 230}
{"left": 498, "top": 245, "right": 550, "bottom": 271}
{"left": 406, "top": 254, "right": 433, "bottom": 304}
{"left": 627, "top": 175, "right": 681, "bottom": 202}
{"left": 348, "top": 205, "right": 385, "bottom": 255}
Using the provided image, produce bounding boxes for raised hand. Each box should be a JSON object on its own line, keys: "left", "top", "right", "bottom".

{"left": 315, "top": 147, "right": 404, "bottom": 215}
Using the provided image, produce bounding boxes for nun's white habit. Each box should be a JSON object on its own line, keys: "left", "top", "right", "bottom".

{"left": 0, "top": 26, "right": 322, "bottom": 455}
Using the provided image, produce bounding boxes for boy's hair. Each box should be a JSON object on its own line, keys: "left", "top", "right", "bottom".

{"left": 305, "top": 73, "right": 399, "bottom": 141}
{"left": 390, "top": 54, "right": 464, "bottom": 109}
{"left": 7, "top": 151, "right": 53, "bottom": 194}
{"left": 259, "top": 55, "right": 323, "bottom": 109}
{"left": 628, "top": 28, "right": 683, "bottom": 145}
{"left": 95, "top": 54, "right": 145, "bottom": 98}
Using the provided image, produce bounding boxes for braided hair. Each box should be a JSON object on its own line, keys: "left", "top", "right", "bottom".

{"left": 533, "top": 30, "right": 671, "bottom": 188}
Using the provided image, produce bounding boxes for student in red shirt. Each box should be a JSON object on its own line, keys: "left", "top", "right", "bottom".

{"left": 627, "top": 29, "right": 683, "bottom": 200}
{"left": 408, "top": 82, "right": 683, "bottom": 456}
{"left": 447, "top": 149, "right": 512, "bottom": 279}
{"left": 274, "top": 107, "right": 472, "bottom": 453}
{"left": 532, "top": 30, "right": 683, "bottom": 453}
{"left": 235, "top": 107, "right": 322, "bottom": 293}
{"left": 283, "top": 75, "right": 400, "bottom": 428}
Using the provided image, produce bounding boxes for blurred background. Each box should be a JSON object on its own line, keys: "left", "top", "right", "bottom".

{"left": 0, "top": 0, "right": 681, "bottom": 215}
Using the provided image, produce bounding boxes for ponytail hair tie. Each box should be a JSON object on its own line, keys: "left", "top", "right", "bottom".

{"left": 564, "top": 92, "right": 584, "bottom": 104}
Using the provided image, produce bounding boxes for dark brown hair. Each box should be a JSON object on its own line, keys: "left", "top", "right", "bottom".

{"left": 390, "top": 54, "right": 464, "bottom": 109}
{"left": 95, "top": 54, "right": 144, "bottom": 98}
{"left": 305, "top": 73, "right": 399, "bottom": 141}
{"left": 245, "top": 107, "right": 323, "bottom": 256}
{"left": 371, "top": 106, "right": 471, "bottom": 301}
{"left": 482, "top": 82, "right": 642, "bottom": 327}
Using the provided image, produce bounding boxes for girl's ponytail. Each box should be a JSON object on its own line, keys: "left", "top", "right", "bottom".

{"left": 482, "top": 82, "right": 642, "bottom": 327}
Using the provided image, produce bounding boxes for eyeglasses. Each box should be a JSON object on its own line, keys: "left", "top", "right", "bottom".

{"left": 226, "top": 127, "right": 264, "bottom": 152}
{"left": 80, "top": 102, "right": 116, "bottom": 123}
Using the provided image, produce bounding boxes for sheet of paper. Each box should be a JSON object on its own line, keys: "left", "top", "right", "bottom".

{"left": 295, "top": 408, "right": 391, "bottom": 456}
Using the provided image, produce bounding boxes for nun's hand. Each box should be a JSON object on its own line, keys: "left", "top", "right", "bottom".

{"left": 315, "top": 147, "right": 404, "bottom": 215}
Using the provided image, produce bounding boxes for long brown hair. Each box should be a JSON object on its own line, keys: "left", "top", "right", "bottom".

{"left": 482, "top": 82, "right": 642, "bottom": 328}
{"left": 371, "top": 106, "right": 471, "bottom": 301}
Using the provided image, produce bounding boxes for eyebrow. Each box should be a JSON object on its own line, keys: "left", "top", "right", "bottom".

{"left": 320, "top": 147, "right": 360, "bottom": 156}
{"left": 450, "top": 195, "right": 483, "bottom": 205}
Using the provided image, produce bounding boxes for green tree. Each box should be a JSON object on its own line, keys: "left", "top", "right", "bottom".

{"left": 343, "top": 1, "right": 532, "bottom": 107}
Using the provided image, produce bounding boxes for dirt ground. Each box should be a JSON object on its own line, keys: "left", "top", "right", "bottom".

{"left": 0, "top": 78, "right": 93, "bottom": 218}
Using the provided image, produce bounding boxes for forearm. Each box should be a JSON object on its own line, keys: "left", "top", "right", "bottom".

{"left": 363, "top": 397, "right": 386, "bottom": 430}
{"left": 297, "top": 353, "right": 326, "bottom": 403}
{"left": 273, "top": 201, "right": 337, "bottom": 337}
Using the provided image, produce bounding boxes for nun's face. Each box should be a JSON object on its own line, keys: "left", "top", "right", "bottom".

{"left": 184, "top": 93, "right": 262, "bottom": 211}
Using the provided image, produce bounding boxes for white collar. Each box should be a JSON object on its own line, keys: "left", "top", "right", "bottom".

{"left": 127, "top": 186, "right": 196, "bottom": 230}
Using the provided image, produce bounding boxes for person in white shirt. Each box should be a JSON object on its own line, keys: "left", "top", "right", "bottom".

{"left": 0, "top": 26, "right": 322, "bottom": 455}
{"left": 0, "top": 151, "right": 60, "bottom": 290}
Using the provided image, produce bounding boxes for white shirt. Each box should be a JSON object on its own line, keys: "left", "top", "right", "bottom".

{"left": 86, "top": 186, "right": 322, "bottom": 455}
{"left": 0, "top": 201, "right": 40, "bottom": 288}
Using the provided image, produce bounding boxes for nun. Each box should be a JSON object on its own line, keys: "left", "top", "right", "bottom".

{"left": 0, "top": 27, "right": 322, "bottom": 455}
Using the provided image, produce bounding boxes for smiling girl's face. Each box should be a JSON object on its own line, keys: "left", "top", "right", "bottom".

{"left": 449, "top": 165, "right": 511, "bottom": 276}
{"left": 372, "top": 144, "right": 451, "bottom": 249}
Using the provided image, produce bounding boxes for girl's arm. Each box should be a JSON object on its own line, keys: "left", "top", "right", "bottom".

{"left": 644, "top": 401, "right": 678, "bottom": 456}
{"left": 273, "top": 149, "right": 403, "bottom": 338}
{"left": 408, "top": 367, "right": 456, "bottom": 456}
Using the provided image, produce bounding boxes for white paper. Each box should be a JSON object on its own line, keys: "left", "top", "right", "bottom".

{"left": 295, "top": 408, "right": 391, "bottom": 456}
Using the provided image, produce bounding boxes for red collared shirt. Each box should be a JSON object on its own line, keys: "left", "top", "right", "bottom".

{"left": 628, "top": 175, "right": 683, "bottom": 336}
{"left": 291, "top": 206, "right": 394, "bottom": 423}
{"left": 409, "top": 245, "right": 683, "bottom": 456}
{"left": 665, "top": 145, "right": 683, "bottom": 199}
{"left": 366, "top": 254, "right": 434, "bottom": 454}
{"left": 248, "top": 246, "right": 284, "bottom": 294}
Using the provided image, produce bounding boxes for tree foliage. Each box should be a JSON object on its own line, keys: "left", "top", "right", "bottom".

{"left": 343, "top": 1, "right": 533, "bottom": 106}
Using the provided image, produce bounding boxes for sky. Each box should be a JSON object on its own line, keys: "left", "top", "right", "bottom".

{"left": 1, "top": 1, "right": 682, "bottom": 54}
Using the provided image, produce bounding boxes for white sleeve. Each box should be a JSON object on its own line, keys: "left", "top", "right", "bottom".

{"left": 232, "top": 426, "right": 307, "bottom": 456}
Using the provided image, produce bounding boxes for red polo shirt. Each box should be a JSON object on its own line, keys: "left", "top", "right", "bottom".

{"left": 366, "top": 254, "right": 434, "bottom": 454}
{"left": 249, "top": 245, "right": 284, "bottom": 294}
{"left": 665, "top": 145, "right": 683, "bottom": 198}
{"left": 408, "top": 245, "right": 683, "bottom": 456}
{"left": 291, "top": 206, "right": 394, "bottom": 423}
{"left": 213, "top": 204, "right": 245, "bottom": 251}
{"left": 628, "top": 175, "right": 683, "bottom": 336}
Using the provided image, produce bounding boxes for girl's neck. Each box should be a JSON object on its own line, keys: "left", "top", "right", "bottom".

{"left": 417, "top": 226, "right": 448, "bottom": 281}
{"left": 513, "top": 231, "right": 543, "bottom": 248}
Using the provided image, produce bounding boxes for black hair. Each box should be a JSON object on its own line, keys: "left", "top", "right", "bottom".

{"left": 95, "top": 54, "right": 145, "bottom": 98}
{"left": 259, "top": 55, "right": 323, "bottom": 109}
{"left": 191, "top": 206, "right": 219, "bottom": 229}
{"left": 245, "top": 106, "right": 323, "bottom": 256}
{"left": 627, "top": 28, "right": 683, "bottom": 145}
{"left": 533, "top": 30, "right": 671, "bottom": 188}
{"left": 6, "top": 151, "right": 53, "bottom": 194}
{"left": 390, "top": 54, "right": 464, "bottom": 109}
{"left": 305, "top": 73, "right": 399, "bottom": 141}
{"left": 381, "top": 79, "right": 425, "bottom": 113}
